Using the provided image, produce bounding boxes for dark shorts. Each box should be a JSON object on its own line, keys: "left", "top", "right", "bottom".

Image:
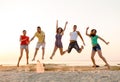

{"left": 68, "top": 41, "right": 81, "bottom": 53}
{"left": 92, "top": 44, "right": 101, "bottom": 51}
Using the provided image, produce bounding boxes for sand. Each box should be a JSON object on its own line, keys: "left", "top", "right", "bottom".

{"left": 0, "top": 64, "right": 120, "bottom": 82}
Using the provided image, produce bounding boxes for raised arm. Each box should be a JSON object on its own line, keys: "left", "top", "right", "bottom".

{"left": 63, "top": 21, "right": 68, "bottom": 31}
{"left": 86, "top": 27, "right": 90, "bottom": 37}
{"left": 56, "top": 20, "right": 58, "bottom": 31}
{"left": 77, "top": 31, "right": 85, "bottom": 45}
{"left": 61, "top": 21, "right": 68, "bottom": 35}
{"left": 98, "top": 36, "right": 109, "bottom": 45}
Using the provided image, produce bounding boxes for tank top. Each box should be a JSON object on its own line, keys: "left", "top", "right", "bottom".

{"left": 70, "top": 31, "right": 78, "bottom": 41}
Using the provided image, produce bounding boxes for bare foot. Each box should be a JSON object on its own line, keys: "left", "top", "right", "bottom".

{"left": 78, "top": 46, "right": 84, "bottom": 53}
{"left": 105, "top": 64, "right": 110, "bottom": 70}
{"left": 32, "top": 58, "right": 35, "bottom": 61}
{"left": 17, "top": 63, "right": 19, "bottom": 67}
{"left": 81, "top": 45, "right": 84, "bottom": 49}
{"left": 50, "top": 56, "right": 53, "bottom": 59}
{"left": 92, "top": 65, "right": 100, "bottom": 67}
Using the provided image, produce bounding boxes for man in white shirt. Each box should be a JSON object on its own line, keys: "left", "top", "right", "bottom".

{"left": 68, "top": 25, "right": 85, "bottom": 53}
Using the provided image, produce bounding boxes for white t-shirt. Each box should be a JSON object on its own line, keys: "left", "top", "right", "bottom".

{"left": 70, "top": 31, "right": 78, "bottom": 41}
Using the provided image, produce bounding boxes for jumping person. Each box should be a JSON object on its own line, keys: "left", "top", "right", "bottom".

{"left": 30, "top": 26, "right": 45, "bottom": 61}
{"left": 67, "top": 25, "right": 85, "bottom": 53}
{"left": 50, "top": 20, "right": 68, "bottom": 59}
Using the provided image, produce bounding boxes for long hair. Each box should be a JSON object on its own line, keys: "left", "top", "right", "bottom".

{"left": 56, "top": 27, "right": 63, "bottom": 34}
{"left": 90, "top": 29, "right": 97, "bottom": 37}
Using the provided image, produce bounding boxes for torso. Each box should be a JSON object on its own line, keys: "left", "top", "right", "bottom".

{"left": 55, "top": 33, "right": 63, "bottom": 48}
{"left": 20, "top": 35, "right": 29, "bottom": 45}
{"left": 91, "top": 35, "right": 98, "bottom": 46}
{"left": 35, "top": 31, "right": 45, "bottom": 43}
{"left": 70, "top": 31, "right": 78, "bottom": 42}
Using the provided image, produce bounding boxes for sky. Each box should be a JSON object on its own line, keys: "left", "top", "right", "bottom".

{"left": 0, "top": 0, "right": 120, "bottom": 65}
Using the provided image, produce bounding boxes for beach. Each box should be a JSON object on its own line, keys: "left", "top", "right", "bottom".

{"left": 0, "top": 64, "right": 120, "bottom": 82}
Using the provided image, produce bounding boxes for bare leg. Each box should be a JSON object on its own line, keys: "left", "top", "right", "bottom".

{"left": 25, "top": 48, "right": 29, "bottom": 65}
{"left": 91, "top": 51, "right": 96, "bottom": 68}
{"left": 97, "top": 50, "right": 110, "bottom": 69}
{"left": 17, "top": 48, "right": 24, "bottom": 67}
{"left": 50, "top": 46, "right": 58, "bottom": 59}
{"left": 32, "top": 48, "right": 39, "bottom": 61}
{"left": 59, "top": 48, "right": 67, "bottom": 55}
{"left": 42, "top": 47, "right": 45, "bottom": 60}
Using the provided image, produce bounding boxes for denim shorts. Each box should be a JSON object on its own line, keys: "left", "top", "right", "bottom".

{"left": 92, "top": 44, "right": 101, "bottom": 51}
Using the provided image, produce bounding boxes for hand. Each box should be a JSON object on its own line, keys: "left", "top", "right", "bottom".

{"left": 83, "top": 42, "right": 85, "bottom": 46}
{"left": 86, "top": 27, "right": 89, "bottom": 30}
{"left": 66, "top": 21, "right": 68, "bottom": 24}
{"left": 106, "top": 42, "right": 109, "bottom": 45}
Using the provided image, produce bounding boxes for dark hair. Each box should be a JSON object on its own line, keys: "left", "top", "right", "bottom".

{"left": 37, "top": 26, "right": 41, "bottom": 29}
{"left": 73, "top": 25, "right": 77, "bottom": 28}
{"left": 23, "top": 30, "right": 26, "bottom": 32}
{"left": 90, "top": 29, "right": 97, "bottom": 37}
{"left": 56, "top": 27, "right": 63, "bottom": 33}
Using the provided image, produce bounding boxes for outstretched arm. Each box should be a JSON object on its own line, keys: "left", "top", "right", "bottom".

{"left": 77, "top": 31, "right": 85, "bottom": 45}
{"left": 30, "top": 35, "right": 35, "bottom": 42}
{"left": 98, "top": 36, "right": 109, "bottom": 45}
{"left": 86, "top": 27, "right": 90, "bottom": 37}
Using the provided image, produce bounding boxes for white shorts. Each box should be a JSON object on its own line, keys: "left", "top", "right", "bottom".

{"left": 20, "top": 45, "right": 28, "bottom": 49}
{"left": 36, "top": 42, "right": 45, "bottom": 49}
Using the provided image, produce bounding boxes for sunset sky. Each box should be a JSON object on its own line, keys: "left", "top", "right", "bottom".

{"left": 0, "top": 0, "right": 120, "bottom": 65}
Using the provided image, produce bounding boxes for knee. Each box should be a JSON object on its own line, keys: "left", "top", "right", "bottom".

{"left": 19, "top": 55, "right": 22, "bottom": 58}
{"left": 27, "top": 56, "right": 29, "bottom": 59}
{"left": 99, "top": 56, "right": 104, "bottom": 59}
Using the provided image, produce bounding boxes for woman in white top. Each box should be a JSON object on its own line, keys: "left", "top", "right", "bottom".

{"left": 68, "top": 25, "right": 85, "bottom": 53}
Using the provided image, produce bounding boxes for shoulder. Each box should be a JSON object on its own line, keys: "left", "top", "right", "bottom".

{"left": 96, "top": 35, "right": 99, "bottom": 38}
{"left": 35, "top": 32, "right": 37, "bottom": 34}
{"left": 26, "top": 36, "right": 29, "bottom": 38}
{"left": 34, "top": 32, "right": 38, "bottom": 35}
{"left": 76, "top": 31, "right": 80, "bottom": 35}
{"left": 41, "top": 31, "right": 45, "bottom": 34}
{"left": 20, "top": 35, "right": 23, "bottom": 38}
{"left": 70, "top": 32, "right": 72, "bottom": 34}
